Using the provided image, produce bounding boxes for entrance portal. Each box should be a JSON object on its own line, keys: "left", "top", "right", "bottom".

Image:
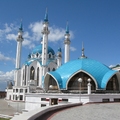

{"left": 50, "top": 98, "right": 58, "bottom": 105}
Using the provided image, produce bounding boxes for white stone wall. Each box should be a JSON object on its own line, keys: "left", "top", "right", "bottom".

{"left": 25, "top": 93, "right": 120, "bottom": 111}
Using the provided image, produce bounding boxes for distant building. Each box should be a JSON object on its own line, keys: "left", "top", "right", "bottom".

{"left": 0, "top": 91, "right": 6, "bottom": 98}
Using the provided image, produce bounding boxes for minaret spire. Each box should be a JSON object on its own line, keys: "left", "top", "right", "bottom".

{"left": 66, "top": 21, "right": 69, "bottom": 34}
{"left": 44, "top": 8, "right": 48, "bottom": 22}
{"left": 19, "top": 19, "right": 23, "bottom": 31}
{"left": 64, "top": 22, "right": 71, "bottom": 63}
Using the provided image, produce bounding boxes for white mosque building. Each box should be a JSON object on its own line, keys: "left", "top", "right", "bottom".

{"left": 6, "top": 11, "right": 120, "bottom": 109}
{"left": 6, "top": 10, "right": 70, "bottom": 101}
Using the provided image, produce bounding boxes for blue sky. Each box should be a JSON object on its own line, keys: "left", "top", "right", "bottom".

{"left": 0, "top": 0, "right": 120, "bottom": 86}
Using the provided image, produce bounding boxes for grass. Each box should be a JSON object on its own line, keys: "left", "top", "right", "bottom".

{"left": 0, "top": 118, "right": 10, "bottom": 120}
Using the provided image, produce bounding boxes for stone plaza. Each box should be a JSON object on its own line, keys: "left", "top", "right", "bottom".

{"left": 51, "top": 103, "right": 120, "bottom": 120}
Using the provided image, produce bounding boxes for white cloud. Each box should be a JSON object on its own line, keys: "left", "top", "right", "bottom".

{"left": 0, "top": 70, "right": 14, "bottom": 81}
{"left": 29, "top": 21, "right": 74, "bottom": 42}
{"left": 49, "top": 27, "right": 65, "bottom": 42}
{"left": 23, "top": 39, "right": 35, "bottom": 49}
{"left": 0, "top": 52, "right": 15, "bottom": 63}
{"left": 6, "top": 34, "right": 17, "bottom": 40}
{"left": 1, "top": 21, "right": 74, "bottom": 49}
{"left": 70, "top": 46, "right": 76, "bottom": 51}
{"left": 29, "top": 21, "right": 43, "bottom": 41}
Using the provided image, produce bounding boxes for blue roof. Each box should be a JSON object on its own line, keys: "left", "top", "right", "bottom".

{"left": 48, "top": 58, "right": 117, "bottom": 89}
{"left": 65, "top": 23, "right": 69, "bottom": 34}
{"left": 31, "top": 44, "right": 55, "bottom": 55}
{"left": 24, "top": 58, "right": 55, "bottom": 66}
{"left": 19, "top": 22, "right": 23, "bottom": 31}
{"left": 44, "top": 10, "right": 48, "bottom": 22}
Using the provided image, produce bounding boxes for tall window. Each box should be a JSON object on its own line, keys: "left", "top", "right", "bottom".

{"left": 24, "top": 66, "right": 26, "bottom": 85}
{"left": 23, "top": 69, "right": 24, "bottom": 80}
{"left": 37, "top": 67, "right": 39, "bottom": 86}
{"left": 30, "top": 66, "right": 35, "bottom": 80}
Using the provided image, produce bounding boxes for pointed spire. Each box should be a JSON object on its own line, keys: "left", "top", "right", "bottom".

{"left": 58, "top": 47, "right": 62, "bottom": 52}
{"left": 44, "top": 8, "right": 48, "bottom": 22}
{"left": 19, "top": 19, "right": 23, "bottom": 31}
{"left": 81, "top": 42, "right": 87, "bottom": 58}
{"left": 66, "top": 21, "right": 69, "bottom": 34}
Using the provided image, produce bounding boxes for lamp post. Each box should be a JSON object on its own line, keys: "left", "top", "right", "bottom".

{"left": 87, "top": 78, "right": 91, "bottom": 95}
{"left": 78, "top": 78, "right": 82, "bottom": 102}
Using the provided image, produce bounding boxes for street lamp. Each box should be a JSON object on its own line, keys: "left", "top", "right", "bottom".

{"left": 78, "top": 78, "right": 82, "bottom": 102}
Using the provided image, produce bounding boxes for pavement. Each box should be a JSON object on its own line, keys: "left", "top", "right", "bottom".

{"left": 50, "top": 103, "right": 120, "bottom": 120}
{"left": 0, "top": 99, "right": 16, "bottom": 116}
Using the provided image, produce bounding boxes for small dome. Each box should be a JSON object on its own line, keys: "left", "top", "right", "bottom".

{"left": 31, "top": 44, "right": 55, "bottom": 55}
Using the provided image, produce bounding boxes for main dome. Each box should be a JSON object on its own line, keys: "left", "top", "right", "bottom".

{"left": 31, "top": 44, "right": 55, "bottom": 55}
{"left": 46, "top": 57, "right": 117, "bottom": 89}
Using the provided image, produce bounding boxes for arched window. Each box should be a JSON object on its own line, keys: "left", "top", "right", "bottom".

{"left": 52, "top": 68, "right": 55, "bottom": 71}
{"left": 30, "top": 66, "right": 35, "bottom": 80}
{"left": 48, "top": 68, "right": 50, "bottom": 72}
{"left": 49, "top": 54, "right": 51, "bottom": 58}
{"left": 36, "top": 53, "right": 39, "bottom": 57}
{"left": 37, "top": 67, "right": 39, "bottom": 86}
{"left": 106, "top": 75, "right": 119, "bottom": 91}
{"left": 67, "top": 72, "right": 96, "bottom": 92}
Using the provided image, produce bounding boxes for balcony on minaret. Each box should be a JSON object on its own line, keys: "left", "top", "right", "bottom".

{"left": 41, "top": 24, "right": 50, "bottom": 34}
{"left": 64, "top": 39, "right": 71, "bottom": 45}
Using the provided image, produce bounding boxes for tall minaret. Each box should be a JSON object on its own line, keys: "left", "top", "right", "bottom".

{"left": 14, "top": 22, "right": 24, "bottom": 86}
{"left": 41, "top": 9, "right": 50, "bottom": 66}
{"left": 16, "top": 22, "right": 24, "bottom": 69}
{"left": 64, "top": 22, "right": 71, "bottom": 63}
{"left": 57, "top": 47, "right": 62, "bottom": 68}
{"left": 41, "top": 9, "right": 50, "bottom": 75}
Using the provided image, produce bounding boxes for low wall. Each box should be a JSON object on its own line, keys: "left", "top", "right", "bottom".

{"left": 11, "top": 103, "right": 82, "bottom": 120}
{"left": 25, "top": 93, "right": 120, "bottom": 111}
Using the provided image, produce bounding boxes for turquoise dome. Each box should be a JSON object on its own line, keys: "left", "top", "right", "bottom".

{"left": 31, "top": 44, "right": 55, "bottom": 55}
{"left": 47, "top": 58, "right": 117, "bottom": 89}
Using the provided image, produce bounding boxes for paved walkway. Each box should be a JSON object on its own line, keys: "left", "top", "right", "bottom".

{"left": 0, "top": 99, "right": 16, "bottom": 116}
{"left": 51, "top": 103, "right": 120, "bottom": 120}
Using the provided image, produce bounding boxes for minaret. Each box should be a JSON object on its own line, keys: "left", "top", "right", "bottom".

{"left": 57, "top": 47, "right": 62, "bottom": 68}
{"left": 14, "top": 22, "right": 24, "bottom": 86}
{"left": 16, "top": 22, "right": 24, "bottom": 69}
{"left": 64, "top": 22, "right": 71, "bottom": 63}
{"left": 41, "top": 9, "right": 50, "bottom": 66}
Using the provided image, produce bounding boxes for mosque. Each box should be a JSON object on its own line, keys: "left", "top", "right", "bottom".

{"left": 6, "top": 10, "right": 120, "bottom": 109}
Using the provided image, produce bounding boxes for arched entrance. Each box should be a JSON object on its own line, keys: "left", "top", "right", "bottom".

{"left": 106, "top": 75, "right": 119, "bottom": 92}
{"left": 67, "top": 72, "right": 96, "bottom": 93}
